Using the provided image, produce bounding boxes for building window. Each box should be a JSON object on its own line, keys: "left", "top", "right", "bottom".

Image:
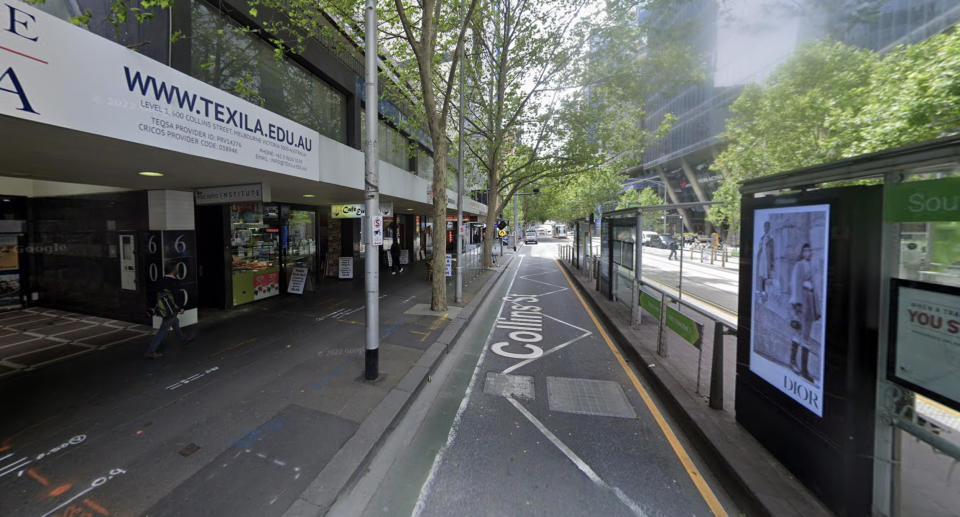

{"left": 189, "top": 0, "right": 347, "bottom": 143}
{"left": 360, "top": 111, "right": 413, "bottom": 171}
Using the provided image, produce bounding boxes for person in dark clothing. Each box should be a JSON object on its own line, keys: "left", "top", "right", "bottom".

{"left": 390, "top": 240, "right": 402, "bottom": 274}
{"left": 668, "top": 239, "right": 678, "bottom": 260}
{"left": 145, "top": 263, "right": 192, "bottom": 359}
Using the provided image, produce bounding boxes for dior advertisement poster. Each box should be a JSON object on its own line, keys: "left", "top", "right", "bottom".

{"left": 750, "top": 204, "right": 830, "bottom": 417}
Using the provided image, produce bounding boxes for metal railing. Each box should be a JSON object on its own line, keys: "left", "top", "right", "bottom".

{"left": 558, "top": 244, "right": 737, "bottom": 411}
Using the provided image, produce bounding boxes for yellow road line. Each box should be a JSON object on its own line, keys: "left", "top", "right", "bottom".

{"left": 557, "top": 260, "right": 729, "bottom": 517}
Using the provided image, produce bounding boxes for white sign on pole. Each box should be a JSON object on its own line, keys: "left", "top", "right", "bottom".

{"left": 0, "top": 1, "right": 320, "bottom": 180}
{"left": 338, "top": 257, "right": 353, "bottom": 279}
{"left": 332, "top": 202, "right": 393, "bottom": 219}
{"left": 287, "top": 266, "right": 309, "bottom": 294}
{"left": 445, "top": 254, "right": 452, "bottom": 277}
{"left": 399, "top": 249, "right": 409, "bottom": 265}
{"left": 372, "top": 216, "right": 383, "bottom": 246}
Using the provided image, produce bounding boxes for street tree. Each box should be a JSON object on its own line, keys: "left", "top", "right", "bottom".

{"left": 457, "top": 0, "right": 590, "bottom": 268}
{"left": 708, "top": 40, "right": 877, "bottom": 232}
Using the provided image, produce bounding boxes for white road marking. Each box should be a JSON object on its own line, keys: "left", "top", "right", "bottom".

{"left": 704, "top": 281, "right": 738, "bottom": 294}
{"left": 502, "top": 314, "right": 593, "bottom": 375}
{"left": 413, "top": 256, "right": 524, "bottom": 517}
{"left": 505, "top": 396, "right": 648, "bottom": 517}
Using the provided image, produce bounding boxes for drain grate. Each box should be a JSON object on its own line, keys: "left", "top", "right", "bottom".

{"left": 483, "top": 372, "right": 535, "bottom": 400}
{"left": 546, "top": 377, "right": 636, "bottom": 418}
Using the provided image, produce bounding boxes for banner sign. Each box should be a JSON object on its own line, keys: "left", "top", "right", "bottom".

{"left": 665, "top": 306, "right": 703, "bottom": 349}
{"left": 286, "top": 266, "right": 308, "bottom": 294}
{"left": 331, "top": 202, "right": 393, "bottom": 219}
{"left": 445, "top": 254, "right": 452, "bottom": 277}
{"left": 399, "top": 249, "right": 409, "bottom": 265}
{"left": 889, "top": 279, "right": 960, "bottom": 411}
{"left": 195, "top": 184, "right": 264, "bottom": 205}
{"left": 885, "top": 177, "right": 960, "bottom": 222}
{"left": 0, "top": 1, "right": 320, "bottom": 180}
{"left": 749, "top": 204, "right": 830, "bottom": 417}
{"left": 338, "top": 257, "right": 353, "bottom": 279}
{"left": 640, "top": 291, "right": 661, "bottom": 318}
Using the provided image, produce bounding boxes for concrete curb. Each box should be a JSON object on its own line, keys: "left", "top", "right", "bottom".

{"left": 557, "top": 260, "right": 831, "bottom": 517}
{"left": 284, "top": 253, "right": 519, "bottom": 517}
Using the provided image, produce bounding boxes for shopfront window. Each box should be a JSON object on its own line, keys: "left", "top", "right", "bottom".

{"left": 189, "top": 0, "right": 347, "bottom": 143}
{"left": 230, "top": 202, "right": 279, "bottom": 305}
{"left": 285, "top": 209, "right": 317, "bottom": 291}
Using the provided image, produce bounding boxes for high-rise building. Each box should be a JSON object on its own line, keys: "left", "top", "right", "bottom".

{"left": 632, "top": 0, "right": 960, "bottom": 237}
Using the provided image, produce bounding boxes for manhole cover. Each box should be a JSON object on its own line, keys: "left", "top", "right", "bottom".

{"left": 484, "top": 372, "right": 535, "bottom": 400}
{"left": 179, "top": 443, "right": 201, "bottom": 457}
{"left": 546, "top": 377, "right": 636, "bottom": 418}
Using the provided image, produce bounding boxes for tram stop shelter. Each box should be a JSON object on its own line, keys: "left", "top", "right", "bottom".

{"left": 738, "top": 134, "right": 960, "bottom": 517}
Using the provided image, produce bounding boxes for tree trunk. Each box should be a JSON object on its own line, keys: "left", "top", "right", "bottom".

{"left": 430, "top": 138, "right": 448, "bottom": 312}
{"left": 483, "top": 164, "right": 499, "bottom": 268}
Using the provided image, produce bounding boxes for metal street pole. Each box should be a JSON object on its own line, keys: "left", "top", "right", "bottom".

{"left": 513, "top": 193, "right": 518, "bottom": 251}
{"left": 363, "top": 0, "right": 379, "bottom": 380}
{"left": 455, "top": 28, "right": 464, "bottom": 304}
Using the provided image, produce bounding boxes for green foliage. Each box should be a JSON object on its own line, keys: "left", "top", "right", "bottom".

{"left": 709, "top": 40, "right": 877, "bottom": 229}
{"left": 710, "top": 29, "right": 960, "bottom": 231}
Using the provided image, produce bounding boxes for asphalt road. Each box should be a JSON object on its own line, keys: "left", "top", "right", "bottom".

{"left": 638, "top": 246, "right": 739, "bottom": 313}
{"left": 347, "top": 241, "right": 737, "bottom": 517}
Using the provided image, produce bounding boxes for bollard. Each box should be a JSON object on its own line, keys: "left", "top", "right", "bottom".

{"left": 700, "top": 248, "right": 704, "bottom": 263}
{"left": 710, "top": 248, "right": 715, "bottom": 264}
{"left": 722, "top": 247, "right": 727, "bottom": 268}
{"left": 709, "top": 321, "right": 724, "bottom": 410}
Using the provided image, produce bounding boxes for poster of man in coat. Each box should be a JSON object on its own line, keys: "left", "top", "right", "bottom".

{"left": 750, "top": 204, "right": 830, "bottom": 417}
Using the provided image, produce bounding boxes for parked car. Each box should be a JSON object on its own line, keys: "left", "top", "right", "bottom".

{"left": 524, "top": 230, "right": 538, "bottom": 244}
{"left": 658, "top": 234, "right": 677, "bottom": 249}
{"left": 641, "top": 231, "right": 659, "bottom": 246}
{"left": 647, "top": 235, "right": 666, "bottom": 249}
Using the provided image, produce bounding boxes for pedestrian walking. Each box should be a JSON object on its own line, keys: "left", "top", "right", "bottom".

{"left": 144, "top": 263, "right": 192, "bottom": 359}
{"left": 390, "top": 239, "right": 402, "bottom": 274}
{"left": 668, "top": 239, "right": 678, "bottom": 260}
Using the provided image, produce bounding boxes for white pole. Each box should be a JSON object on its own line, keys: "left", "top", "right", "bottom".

{"left": 363, "top": 0, "right": 379, "bottom": 380}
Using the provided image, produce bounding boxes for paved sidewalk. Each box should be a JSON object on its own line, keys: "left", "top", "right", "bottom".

{"left": 0, "top": 252, "right": 515, "bottom": 517}
{"left": 558, "top": 258, "right": 831, "bottom": 517}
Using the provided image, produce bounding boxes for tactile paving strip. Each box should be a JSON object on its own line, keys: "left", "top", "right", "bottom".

{"left": 484, "top": 372, "right": 535, "bottom": 400}
{"left": 546, "top": 376, "right": 637, "bottom": 419}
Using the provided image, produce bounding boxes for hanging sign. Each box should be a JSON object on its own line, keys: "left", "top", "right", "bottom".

{"left": 287, "top": 266, "right": 309, "bottom": 294}
{"left": 885, "top": 177, "right": 960, "bottom": 222}
{"left": 338, "top": 257, "right": 353, "bottom": 279}
{"left": 332, "top": 202, "right": 393, "bottom": 219}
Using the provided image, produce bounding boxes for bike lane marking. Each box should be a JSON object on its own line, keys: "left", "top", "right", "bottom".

{"left": 556, "top": 259, "right": 729, "bottom": 517}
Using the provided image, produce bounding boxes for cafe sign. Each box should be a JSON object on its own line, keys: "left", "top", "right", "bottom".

{"left": 331, "top": 202, "right": 393, "bottom": 219}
